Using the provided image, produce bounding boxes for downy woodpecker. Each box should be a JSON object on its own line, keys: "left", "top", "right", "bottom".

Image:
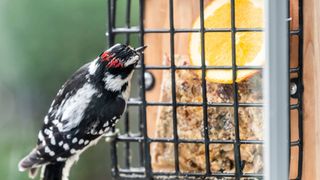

{"left": 18, "top": 43, "right": 146, "bottom": 180}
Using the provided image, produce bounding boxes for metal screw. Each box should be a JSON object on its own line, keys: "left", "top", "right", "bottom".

{"left": 290, "top": 82, "right": 297, "bottom": 96}
{"left": 144, "top": 71, "right": 155, "bottom": 91}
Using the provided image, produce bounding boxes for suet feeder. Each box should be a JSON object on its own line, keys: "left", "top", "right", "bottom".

{"left": 107, "top": 0, "right": 319, "bottom": 179}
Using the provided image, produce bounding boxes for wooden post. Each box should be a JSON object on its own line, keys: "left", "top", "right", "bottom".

{"left": 303, "top": 0, "right": 320, "bottom": 179}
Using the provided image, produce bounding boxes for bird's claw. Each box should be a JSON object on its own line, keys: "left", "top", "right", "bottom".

{"left": 105, "top": 128, "right": 120, "bottom": 142}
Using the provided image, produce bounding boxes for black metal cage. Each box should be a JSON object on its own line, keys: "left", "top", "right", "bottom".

{"left": 107, "top": 0, "right": 304, "bottom": 179}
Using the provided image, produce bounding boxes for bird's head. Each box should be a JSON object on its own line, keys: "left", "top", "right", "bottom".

{"left": 89, "top": 44, "right": 146, "bottom": 92}
{"left": 99, "top": 43, "right": 146, "bottom": 69}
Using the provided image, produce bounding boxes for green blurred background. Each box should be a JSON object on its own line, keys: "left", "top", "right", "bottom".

{"left": 0, "top": 0, "right": 140, "bottom": 179}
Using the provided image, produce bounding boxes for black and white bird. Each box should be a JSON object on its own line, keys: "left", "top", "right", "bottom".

{"left": 18, "top": 44, "right": 146, "bottom": 180}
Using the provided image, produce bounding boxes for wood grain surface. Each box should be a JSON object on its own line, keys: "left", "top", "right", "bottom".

{"left": 303, "top": 0, "right": 320, "bottom": 179}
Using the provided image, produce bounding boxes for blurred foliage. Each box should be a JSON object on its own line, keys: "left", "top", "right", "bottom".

{"left": 0, "top": 0, "right": 139, "bottom": 179}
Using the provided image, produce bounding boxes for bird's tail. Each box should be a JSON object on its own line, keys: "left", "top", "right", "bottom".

{"left": 41, "top": 162, "right": 66, "bottom": 180}
{"left": 18, "top": 148, "right": 41, "bottom": 179}
{"left": 19, "top": 148, "right": 72, "bottom": 180}
{"left": 41, "top": 156, "right": 77, "bottom": 180}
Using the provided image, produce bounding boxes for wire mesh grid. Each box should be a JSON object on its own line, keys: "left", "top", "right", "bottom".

{"left": 106, "top": 0, "right": 303, "bottom": 179}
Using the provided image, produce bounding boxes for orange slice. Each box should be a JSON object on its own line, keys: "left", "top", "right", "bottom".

{"left": 189, "top": 0, "right": 264, "bottom": 84}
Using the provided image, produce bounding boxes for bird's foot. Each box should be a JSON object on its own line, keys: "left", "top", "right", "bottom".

{"left": 104, "top": 128, "right": 120, "bottom": 142}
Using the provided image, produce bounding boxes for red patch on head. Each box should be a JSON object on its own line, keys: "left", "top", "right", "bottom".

{"left": 101, "top": 51, "right": 123, "bottom": 68}
{"left": 107, "top": 58, "right": 123, "bottom": 68}
{"left": 101, "top": 51, "right": 112, "bottom": 61}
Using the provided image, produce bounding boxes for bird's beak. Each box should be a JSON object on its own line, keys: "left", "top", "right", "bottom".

{"left": 135, "top": 45, "right": 147, "bottom": 53}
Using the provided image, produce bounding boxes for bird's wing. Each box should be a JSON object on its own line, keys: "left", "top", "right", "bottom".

{"left": 19, "top": 63, "right": 91, "bottom": 170}
{"left": 49, "top": 62, "right": 91, "bottom": 112}
{"left": 37, "top": 62, "right": 91, "bottom": 144}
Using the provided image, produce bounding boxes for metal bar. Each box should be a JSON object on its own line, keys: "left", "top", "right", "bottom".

{"left": 290, "top": 104, "right": 300, "bottom": 109}
{"left": 108, "top": 0, "right": 118, "bottom": 177}
{"left": 138, "top": 105, "right": 145, "bottom": 167}
{"left": 110, "top": 27, "right": 264, "bottom": 33}
{"left": 116, "top": 136, "right": 264, "bottom": 144}
{"left": 111, "top": 27, "right": 301, "bottom": 35}
{"left": 264, "top": 0, "right": 289, "bottom": 179}
{"left": 137, "top": 65, "right": 264, "bottom": 70}
{"left": 138, "top": 0, "right": 151, "bottom": 178}
{"left": 290, "top": 30, "right": 301, "bottom": 35}
{"left": 124, "top": 111, "right": 130, "bottom": 168}
{"left": 123, "top": 0, "right": 132, "bottom": 169}
{"left": 230, "top": 0, "right": 242, "bottom": 179}
{"left": 107, "top": 0, "right": 115, "bottom": 46}
{"left": 126, "top": 101, "right": 264, "bottom": 107}
{"left": 199, "top": 0, "right": 211, "bottom": 175}
{"left": 117, "top": 169, "right": 264, "bottom": 178}
{"left": 296, "top": 0, "right": 304, "bottom": 178}
{"left": 290, "top": 140, "right": 301, "bottom": 146}
{"left": 131, "top": 0, "right": 144, "bottom": 166}
{"left": 290, "top": 67, "right": 300, "bottom": 73}
{"left": 168, "top": 0, "right": 180, "bottom": 175}
{"left": 124, "top": 0, "right": 131, "bottom": 45}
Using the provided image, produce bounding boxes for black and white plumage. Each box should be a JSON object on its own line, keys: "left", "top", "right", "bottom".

{"left": 18, "top": 44, "right": 146, "bottom": 180}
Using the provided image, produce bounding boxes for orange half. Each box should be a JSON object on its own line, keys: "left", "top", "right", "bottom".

{"left": 189, "top": 0, "right": 264, "bottom": 84}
